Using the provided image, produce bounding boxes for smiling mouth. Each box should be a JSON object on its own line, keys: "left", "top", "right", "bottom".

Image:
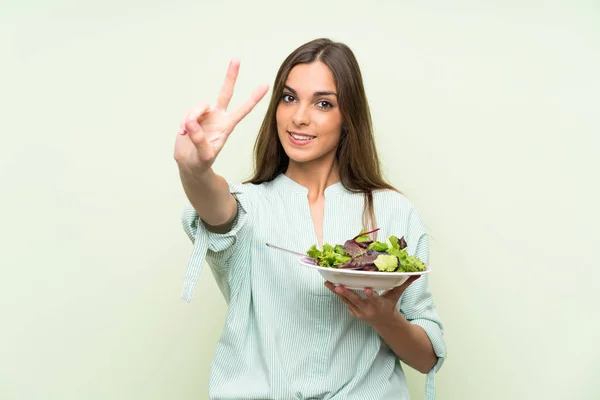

{"left": 288, "top": 131, "right": 316, "bottom": 141}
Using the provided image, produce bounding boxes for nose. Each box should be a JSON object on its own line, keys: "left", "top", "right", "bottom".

{"left": 292, "top": 104, "right": 310, "bottom": 127}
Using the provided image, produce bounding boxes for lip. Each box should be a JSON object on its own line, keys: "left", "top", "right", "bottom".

{"left": 288, "top": 131, "right": 316, "bottom": 138}
{"left": 287, "top": 131, "right": 316, "bottom": 146}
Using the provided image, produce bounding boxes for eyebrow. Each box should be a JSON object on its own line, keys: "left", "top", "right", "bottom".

{"left": 284, "top": 85, "right": 337, "bottom": 97}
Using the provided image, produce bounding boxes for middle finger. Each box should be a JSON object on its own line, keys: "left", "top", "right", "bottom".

{"left": 215, "top": 59, "right": 240, "bottom": 111}
{"left": 325, "top": 283, "right": 360, "bottom": 315}
{"left": 334, "top": 285, "right": 366, "bottom": 309}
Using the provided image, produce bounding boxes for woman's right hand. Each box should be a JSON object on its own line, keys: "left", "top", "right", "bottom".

{"left": 174, "top": 59, "right": 269, "bottom": 176}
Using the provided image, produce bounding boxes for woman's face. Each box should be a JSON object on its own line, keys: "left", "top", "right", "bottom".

{"left": 276, "top": 61, "right": 343, "bottom": 165}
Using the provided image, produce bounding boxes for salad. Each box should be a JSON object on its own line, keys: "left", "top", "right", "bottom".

{"left": 306, "top": 228, "right": 426, "bottom": 273}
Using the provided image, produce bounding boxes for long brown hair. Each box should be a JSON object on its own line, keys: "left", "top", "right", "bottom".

{"left": 245, "top": 38, "right": 397, "bottom": 232}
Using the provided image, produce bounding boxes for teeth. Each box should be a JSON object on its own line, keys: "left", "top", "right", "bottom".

{"left": 290, "top": 133, "right": 314, "bottom": 141}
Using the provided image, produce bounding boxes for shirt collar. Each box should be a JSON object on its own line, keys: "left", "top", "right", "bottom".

{"left": 273, "top": 173, "right": 344, "bottom": 196}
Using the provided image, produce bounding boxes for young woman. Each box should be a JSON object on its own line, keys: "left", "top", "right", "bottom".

{"left": 174, "top": 38, "right": 446, "bottom": 400}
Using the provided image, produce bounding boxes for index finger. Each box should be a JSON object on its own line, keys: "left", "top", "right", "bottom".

{"left": 229, "top": 83, "right": 269, "bottom": 127}
{"left": 215, "top": 59, "right": 240, "bottom": 111}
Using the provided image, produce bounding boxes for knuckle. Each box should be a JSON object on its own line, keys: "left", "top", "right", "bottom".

{"left": 197, "top": 154, "right": 212, "bottom": 164}
{"left": 196, "top": 149, "right": 215, "bottom": 164}
{"left": 173, "top": 150, "right": 185, "bottom": 163}
{"left": 188, "top": 101, "right": 209, "bottom": 118}
{"left": 195, "top": 100, "right": 209, "bottom": 109}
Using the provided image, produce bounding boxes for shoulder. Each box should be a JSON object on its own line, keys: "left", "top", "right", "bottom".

{"left": 373, "top": 189, "right": 421, "bottom": 219}
{"left": 226, "top": 180, "right": 272, "bottom": 197}
{"left": 372, "top": 189, "right": 428, "bottom": 241}
{"left": 225, "top": 180, "right": 277, "bottom": 214}
{"left": 373, "top": 188, "right": 412, "bottom": 207}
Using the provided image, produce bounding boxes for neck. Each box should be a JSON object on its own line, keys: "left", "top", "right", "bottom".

{"left": 285, "top": 156, "right": 340, "bottom": 198}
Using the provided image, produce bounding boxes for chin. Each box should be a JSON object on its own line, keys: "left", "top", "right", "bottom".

{"left": 283, "top": 148, "right": 316, "bottom": 164}
{"left": 285, "top": 147, "right": 337, "bottom": 165}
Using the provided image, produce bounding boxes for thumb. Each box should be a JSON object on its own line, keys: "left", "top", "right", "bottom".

{"left": 184, "top": 120, "right": 209, "bottom": 150}
{"left": 400, "top": 275, "right": 420, "bottom": 291}
{"left": 181, "top": 102, "right": 211, "bottom": 135}
{"left": 383, "top": 276, "right": 420, "bottom": 301}
{"left": 185, "top": 119, "right": 200, "bottom": 134}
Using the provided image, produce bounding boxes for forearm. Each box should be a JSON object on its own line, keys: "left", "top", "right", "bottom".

{"left": 178, "top": 167, "right": 237, "bottom": 230}
{"left": 372, "top": 310, "right": 437, "bottom": 374}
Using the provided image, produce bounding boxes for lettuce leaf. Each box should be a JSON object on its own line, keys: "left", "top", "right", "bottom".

{"left": 307, "top": 244, "right": 321, "bottom": 259}
{"left": 374, "top": 254, "right": 398, "bottom": 271}
{"left": 306, "top": 243, "right": 351, "bottom": 268}
{"left": 353, "top": 229, "right": 371, "bottom": 243}
{"left": 353, "top": 228, "right": 381, "bottom": 243}
{"left": 404, "top": 254, "right": 427, "bottom": 272}
{"left": 367, "top": 241, "right": 388, "bottom": 252}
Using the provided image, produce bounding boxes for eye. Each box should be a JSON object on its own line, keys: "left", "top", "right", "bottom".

{"left": 281, "top": 93, "right": 296, "bottom": 103}
{"left": 316, "top": 100, "right": 333, "bottom": 110}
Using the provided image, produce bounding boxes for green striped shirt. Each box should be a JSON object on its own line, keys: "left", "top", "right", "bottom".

{"left": 181, "top": 173, "right": 446, "bottom": 400}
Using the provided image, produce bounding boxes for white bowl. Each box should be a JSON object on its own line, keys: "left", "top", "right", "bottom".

{"left": 298, "top": 256, "right": 430, "bottom": 291}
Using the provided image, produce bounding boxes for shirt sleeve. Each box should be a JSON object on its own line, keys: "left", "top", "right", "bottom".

{"left": 179, "top": 181, "right": 252, "bottom": 303}
{"left": 398, "top": 208, "right": 447, "bottom": 400}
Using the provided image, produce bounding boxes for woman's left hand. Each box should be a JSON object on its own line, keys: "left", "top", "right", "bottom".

{"left": 324, "top": 276, "right": 420, "bottom": 326}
